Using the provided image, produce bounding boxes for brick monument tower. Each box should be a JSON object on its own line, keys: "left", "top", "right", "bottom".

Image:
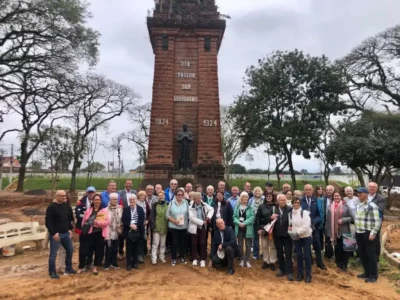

{"left": 144, "top": 0, "right": 226, "bottom": 186}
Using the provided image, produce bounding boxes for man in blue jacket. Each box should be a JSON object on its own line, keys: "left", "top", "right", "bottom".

{"left": 165, "top": 179, "right": 178, "bottom": 203}
{"left": 301, "top": 184, "right": 327, "bottom": 270}
{"left": 211, "top": 219, "right": 237, "bottom": 275}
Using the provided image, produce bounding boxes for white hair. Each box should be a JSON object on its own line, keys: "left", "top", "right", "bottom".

{"left": 344, "top": 186, "right": 353, "bottom": 193}
{"left": 170, "top": 179, "right": 178, "bottom": 184}
{"left": 110, "top": 192, "right": 118, "bottom": 200}
{"left": 277, "top": 194, "right": 286, "bottom": 201}
{"left": 206, "top": 185, "right": 214, "bottom": 191}
{"left": 129, "top": 194, "right": 137, "bottom": 200}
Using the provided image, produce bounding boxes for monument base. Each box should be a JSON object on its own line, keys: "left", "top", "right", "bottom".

{"left": 140, "top": 163, "right": 225, "bottom": 190}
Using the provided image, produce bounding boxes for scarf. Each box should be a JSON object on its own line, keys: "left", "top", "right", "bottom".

{"left": 108, "top": 205, "right": 121, "bottom": 240}
{"left": 330, "top": 201, "right": 343, "bottom": 245}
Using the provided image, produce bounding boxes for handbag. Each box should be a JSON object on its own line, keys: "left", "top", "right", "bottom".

{"left": 343, "top": 233, "right": 358, "bottom": 252}
{"left": 128, "top": 229, "right": 140, "bottom": 242}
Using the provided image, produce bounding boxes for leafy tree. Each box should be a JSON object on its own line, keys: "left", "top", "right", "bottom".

{"left": 81, "top": 162, "right": 106, "bottom": 173}
{"left": 30, "top": 160, "right": 43, "bottom": 171}
{"left": 230, "top": 164, "right": 246, "bottom": 174}
{"left": 230, "top": 50, "right": 347, "bottom": 189}
{"left": 34, "top": 125, "right": 74, "bottom": 194}
{"left": 339, "top": 24, "right": 400, "bottom": 111}
{"left": 326, "top": 111, "right": 400, "bottom": 187}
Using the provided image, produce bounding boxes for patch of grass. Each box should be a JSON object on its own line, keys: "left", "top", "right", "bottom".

{"left": 229, "top": 179, "right": 348, "bottom": 191}
{"left": 23, "top": 177, "right": 143, "bottom": 191}
{"left": 387, "top": 272, "right": 400, "bottom": 281}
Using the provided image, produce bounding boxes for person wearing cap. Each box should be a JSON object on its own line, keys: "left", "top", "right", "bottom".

{"left": 264, "top": 182, "right": 277, "bottom": 202}
{"left": 210, "top": 219, "right": 237, "bottom": 275}
{"left": 75, "top": 186, "right": 96, "bottom": 270}
{"left": 355, "top": 187, "right": 382, "bottom": 283}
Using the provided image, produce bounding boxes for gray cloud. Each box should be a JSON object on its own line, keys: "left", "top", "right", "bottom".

{"left": 2, "top": 0, "right": 400, "bottom": 173}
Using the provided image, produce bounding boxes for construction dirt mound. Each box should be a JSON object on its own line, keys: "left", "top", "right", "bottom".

{"left": 24, "top": 189, "right": 47, "bottom": 196}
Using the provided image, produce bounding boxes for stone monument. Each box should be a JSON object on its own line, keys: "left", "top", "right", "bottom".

{"left": 143, "top": 0, "right": 226, "bottom": 186}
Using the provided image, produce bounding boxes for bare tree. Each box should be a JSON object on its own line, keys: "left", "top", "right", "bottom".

{"left": 339, "top": 24, "right": 400, "bottom": 110}
{"left": 67, "top": 73, "right": 139, "bottom": 192}
{"left": 125, "top": 103, "right": 151, "bottom": 164}
{"left": 85, "top": 129, "right": 101, "bottom": 187}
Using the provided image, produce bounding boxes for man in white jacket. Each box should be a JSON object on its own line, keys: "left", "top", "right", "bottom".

{"left": 188, "top": 192, "right": 214, "bottom": 267}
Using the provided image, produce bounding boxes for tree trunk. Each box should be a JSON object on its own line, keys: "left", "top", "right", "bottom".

{"left": 16, "top": 141, "right": 28, "bottom": 192}
{"left": 286, "top": 153, "right": 297, "bottom": 190}
{"left": 324, "top": 165, "right": 330, "bottom": 186}
{"left": 276, "top": 169, "right": 281, "bottom": 190}
{"left": 354, "top": 168, "right": 366, "bottom": 187}
{"left": 70, "top": 157, "right": 80, "bottom": 192}
{"left": 267, "top": 153, "right": 271, "bottom": 180}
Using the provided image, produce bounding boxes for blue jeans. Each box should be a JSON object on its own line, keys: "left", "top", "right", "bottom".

{"left": 295, "top": 236, "right": 312, "bottom": 278}
{"left": 49, "top": 232, "right": 74, "bottom": 274}
{"left": 252, "top": 224, "right": 259, "bottom": 258}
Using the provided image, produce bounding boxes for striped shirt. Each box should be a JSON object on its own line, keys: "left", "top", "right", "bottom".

{"left": 355, "top": 201, "right": 381, "bottom": 237}
{"left": 130, "top": 207, "right": 138, "bottom": 225}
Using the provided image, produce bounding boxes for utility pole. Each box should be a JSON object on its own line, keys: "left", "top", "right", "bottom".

{"left": 9, "top": 144, "right": 13, "bottom": 184}
{"left": 0, "top": 150, "right": 3, "bottom": 190}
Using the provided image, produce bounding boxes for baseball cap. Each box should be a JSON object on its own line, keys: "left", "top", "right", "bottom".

{"left": 86, "top": 186, "right": 96, "bottom": 192}
{"left": 356, "top": 187, "right": 368, "bottom": 194}
{"left": 265, "top": 182, "right": 274, "bottom": 187}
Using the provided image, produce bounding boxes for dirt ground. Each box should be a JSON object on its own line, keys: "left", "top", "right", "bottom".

{"left": 386, "top": 228, "right": 400, "bottom": 253}
{"left": 0, "top": 192, "right": 400, "bottom": 300}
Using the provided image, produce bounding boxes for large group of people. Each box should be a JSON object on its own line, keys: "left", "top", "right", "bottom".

{"left": 45, "top": 179, "right": 384, "bottom": 284}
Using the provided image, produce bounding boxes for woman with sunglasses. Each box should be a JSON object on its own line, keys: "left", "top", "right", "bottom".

{"left": 325, "top": 191, "right": 354, "bottom": 272}
{"left": 289, "top": 196, "right": 313, "bottom": 283}
{"left": 166, "top": 187, "right": 189, "bottom": 266}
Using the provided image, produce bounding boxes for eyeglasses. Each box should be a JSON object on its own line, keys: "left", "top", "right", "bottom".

{"left": 293, "top": 201, "right": 300, "bottom": 204}
{"left": 177, "top": 194, "right": 184, "bottom": 197}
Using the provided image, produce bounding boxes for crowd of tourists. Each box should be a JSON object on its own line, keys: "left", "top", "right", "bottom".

{"left": 45, "top": 179, "right": 384, "bottom": 284}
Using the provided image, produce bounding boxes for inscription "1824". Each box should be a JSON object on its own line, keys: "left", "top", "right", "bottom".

{"left": 203, "top": 120, "right": 217, "bottom": 127}
{"left": 155, "top": 118, "right": 168, "bottom": 125}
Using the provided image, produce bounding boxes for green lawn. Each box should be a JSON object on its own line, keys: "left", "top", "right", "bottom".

{"left": 23, "top": 177, "right": 143, "bottom": 191}
{"left": 229, "top": 179, "right": 348, "bottom": 191}
{"left": 22, "top": 176, "right": 348, "bottom": 192}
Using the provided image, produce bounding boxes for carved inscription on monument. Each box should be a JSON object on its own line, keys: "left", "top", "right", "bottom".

{"left": 203, "top": 120, "right": 217, "bottom": 127}
{"left": 174, "top": 96, "right": 198, "bottom": 102}
{"left": 155, "top": 118, "right": 169, "bottom": 125}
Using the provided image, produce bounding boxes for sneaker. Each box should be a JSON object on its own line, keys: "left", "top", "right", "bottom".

{"left": 171, "top": 260, "right": 176, "bottom": 266}
{"left": 160, "top": 258, "right": 166, "bottom": 263}
{"left": 246, "top": 261, "right": 252, "bottom": 268}
{"left": 252, "top": 256, "right": 258, "bottom": 260}
{"left": 227, "top": 269, "right": 235, "bottom": 275}
{"left": 276, "top": 270, "right": 286, "bottom": 277}
{"left": 287, "top": 274, "right": 294, "bottom": 281}
{"left": 200, "top": 260, "right": 206, "bottom": 268}
{"left": 103, "top": 267, "right": 110, "bottom": 270}
{"left": 365, "top": 277, "right": 377, "bottom": 283}
{"left": 110, "top": 265, "right": 120, "bottom": 270}
{"left": 192, "top": 260, "right": 198, "bottom": 266}
{"left": 50, "top": 272, "right": 60, "bottom": 279}
{"left": 357, "top": 273, "right": 368, "bottom": 279}
{"left": 181, "top": 258, "right": 187, "bottom": 264}
{"left": 64, "top": 269, "right": 77, "bottom": 275}
{"left": 239, "top": 260, "right": 245, "bottom": 267}
{"left": 152, "top": 260, "right": 157, "bottom": 265}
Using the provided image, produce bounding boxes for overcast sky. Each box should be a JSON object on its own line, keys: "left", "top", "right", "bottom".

{"left": 2, "top": 0, "right": 400, "bottom": 172}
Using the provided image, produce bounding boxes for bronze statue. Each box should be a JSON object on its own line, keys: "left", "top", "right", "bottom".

{"left": 177, "top": 123, "right": 193, "bottom": 171}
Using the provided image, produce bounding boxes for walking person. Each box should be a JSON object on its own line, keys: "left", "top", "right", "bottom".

{"left": 256, "top": 192, "right": 277, "bottom": 271}
{"left": 288, "top": 197, "right": 313, "bottom": 283}
{"left": 104, "top": 193, "right": 123, "bottom": 270}
{"left": 233, "top": 192, "right": 254, "bottom": 268}
{"left": 249, "top": 187, "right": 264, "bottom": 260}
{"left": 272, "top": 194, "right": 294, "bottom": 281}
{"left": 80, "top": 194, "right": 110, "bottom": 275}
{"left": 45, "top": 190, "right": 75, "bottom": 279}
{"left": 326, "top": 192, "right": 355, "bottom": 272}
{"left": 122, "top": 194, "right": 145, "bottom": 271}
{"left": 355, "top": 187, "right": 382, "bottom": 283}
{"left": 166, "top": 188, "right": 189, "bottom": 266}
{"left": 188, "top": 192, "right": 214, "bottom": 267}
{"left": 150, "top": 191, "right": 169, "bottom": 264}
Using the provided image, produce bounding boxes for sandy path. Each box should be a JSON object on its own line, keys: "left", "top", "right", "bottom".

{"left": 0, "top": 250, "right": 398, "bottom": 300}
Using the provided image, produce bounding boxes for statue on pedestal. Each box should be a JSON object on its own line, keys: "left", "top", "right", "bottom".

{"left": 177, "top": 123, "right": 193, "bottom": 171}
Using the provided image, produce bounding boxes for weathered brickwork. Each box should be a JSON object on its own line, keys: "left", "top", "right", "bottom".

{"left": 144, "top": 1, "right": 226, "bottom": 182}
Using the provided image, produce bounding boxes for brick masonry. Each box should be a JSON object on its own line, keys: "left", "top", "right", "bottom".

{"left": 144, "top": 1, "right": 226, "bottom": 184}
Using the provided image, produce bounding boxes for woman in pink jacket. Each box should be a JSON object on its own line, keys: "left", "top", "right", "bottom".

{"left": 79, "top": 194, "right": 110, "bottom": 275}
